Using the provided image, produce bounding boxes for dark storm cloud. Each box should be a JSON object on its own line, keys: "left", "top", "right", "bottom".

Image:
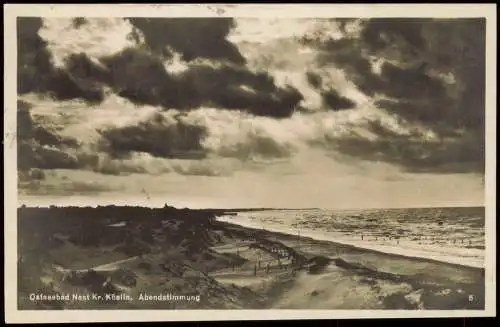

{"left": 17, "top": 18, "right": 106, "bottom": 103}
{"left": 176, "top": 64, "right": 303, "bottom": 117}
{"left": 17, "top": 17, "right": 304, "bottom": 119}
{"left": 332, "top": 131, "right": 484, "bottom": 174}
{"left": 378, "top": 62, "right": 447, "bottom": 101}
{"left": 360, "top": 19, "right": 427, "bottom": 53}
{"left": 17, "top": 100, "right": 74, "bottom": 148}
{"left": 305, "top": 71, "right": 355, "bottom": 111}
{"left": 18, "top": 142, "right": 81, "bottom": 170}
{"left": 365, "top": 120, "right": 484, "bottom": 174}
{"left": 321, "top": 89, "right": 356, "bottom": 111}
{"left": 100, "top": 48, "right": 176, "bottom": 107}
{"left": 126, "top": 18, "right": 246, "bottom": 64}
{"left": 100, "top": 49, "right": 303, "bottom": 117}
{"left": 97, "top": 112, "right": 207, "bottom": 160}
{"left": 17, "top": 18, "right": 53, "bottom": 94}
{"left": 313, "top": 18, "right": 485, "bottom": 131}
{"left": 17, "top": 100, "right": 81, "bottom": 172}
{"left": 313, "top": 32, "right": 448, "bottom": 102}
{"left": 17, "top": 98, "right": 205, "bottom": 175}
{"left": 304, "top": 18, "right": 486, "bottom": 173}
{"left": 314, "top": 42, "right": 383, "bottom": 97}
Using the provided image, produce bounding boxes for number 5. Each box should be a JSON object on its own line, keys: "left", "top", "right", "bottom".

{"left": 469, "top": 294, "right": 474, "bottom": 302}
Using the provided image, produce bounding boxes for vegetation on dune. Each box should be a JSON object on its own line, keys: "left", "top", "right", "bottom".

{"left": 17, "top": 204, "right": 264, "bottom": 309}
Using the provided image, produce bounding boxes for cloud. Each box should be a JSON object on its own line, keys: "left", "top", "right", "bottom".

{"left": 213, "top": 129, "right": 297, "bottom": 160}
{"left": 99, "top": 48, "right": 177, "bottom": 107}
{"left": 98, "top": 47, "right": 304, "bottom": 117}
{"left": 98, "top": 111, "right": 207, "bottom": 159}
{"left": 300, "top": 18, "right": 485, "bottom": 173}
{"left": 16, "top": 17, "right": 486, "bottom": 182}
{"left": 91, "top": 152, "right": 172, "bottom": 176}
{"left": 170, "top": 159, "right": 239, "bottom": 177}
{"left": 17, "top": 18, "right": 107, "bottom": 103}
{"left": 305, "top": 72, "right": 356, "bottom": 110}
{"left": 97, "top": 106, "right": 303, "bottom": 163}
{"left": 331, "top": 123, "right": 484, "bottom": 174}
{"left": 18, "top": 17, "right": 304, "bottom": 119}
{"left": 321, "top": 89, "right": 356, "bottom": 111}
{"left": 17, "top": 94, "right": 302, "bottom": 178}
{"left": 127, "top": 18, "right": 246, "bottom": 64}
{"left": 18, "top": 168, "right": 46, "bottom": 182}
{"left": 17, "top": 17, "right": 55, "bottom": 94}
{"left": 17, "top": 99, "right": 81, "bottom": 171}
{"left": 19, "top": 175, "right": 117, "bottom": 196}
{"left": 306, "top": 18, "right": 485, "bottom": 130}
{"left": 18, "top": 142, "right": 81, "bottom": 170}
{"left": 377, "top": 62, "right": 447, "bottom": 101}
{"left": 175, "top": 63, "right": 304, "bottom": 117}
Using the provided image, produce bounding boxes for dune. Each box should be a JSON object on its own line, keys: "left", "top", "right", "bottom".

{"left": 17, "top": 205, "right": 485, "bottom": 310}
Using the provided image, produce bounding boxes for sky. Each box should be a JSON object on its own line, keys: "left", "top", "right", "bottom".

{"left": 16, "top": 17, "right": 486, "bottom": 209}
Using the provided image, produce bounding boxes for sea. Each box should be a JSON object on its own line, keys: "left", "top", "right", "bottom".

{"left": 216, "top": 206, "right": 485, "bottom": 268}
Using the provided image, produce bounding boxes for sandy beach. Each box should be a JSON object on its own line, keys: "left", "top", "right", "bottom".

{"left": 17, "top": 205, "right": 485, "bottom": 310}
{"left": 216, "top": 211, "right": 485, "bottom": 269}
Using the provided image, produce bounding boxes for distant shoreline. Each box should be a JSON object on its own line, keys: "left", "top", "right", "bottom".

{"left": 16, "top": 204, "right": 485, "bottom": 211}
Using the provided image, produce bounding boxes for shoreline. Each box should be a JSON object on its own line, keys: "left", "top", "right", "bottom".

{"left": 17, "top": 205, "right": 485, "bottom": 310}
{"left": 216, "top": 216, "right": 484, "bottom": 270}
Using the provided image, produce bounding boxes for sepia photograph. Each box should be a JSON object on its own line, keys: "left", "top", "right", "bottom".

{"left": 4, "top": 3, "right": 497, "bottom": 323}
